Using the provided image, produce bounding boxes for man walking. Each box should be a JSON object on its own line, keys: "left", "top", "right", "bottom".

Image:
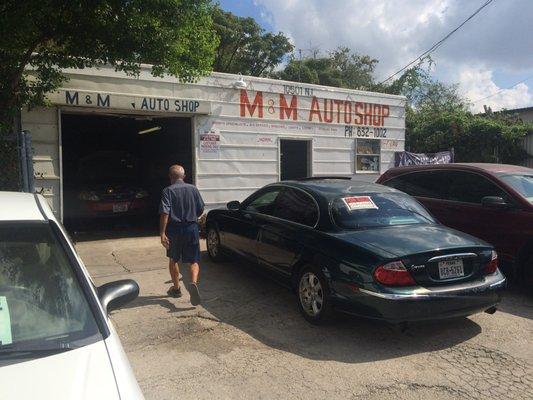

{"left": 159, "top": 165, "right": 205, "bottom": 305}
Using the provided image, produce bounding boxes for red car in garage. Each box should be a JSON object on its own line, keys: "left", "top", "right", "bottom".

{"left": 377, "top": 163, "right": 533, "bottom": 285}
{"left": 75, "top": 151, "right": 151, "bottom": 218}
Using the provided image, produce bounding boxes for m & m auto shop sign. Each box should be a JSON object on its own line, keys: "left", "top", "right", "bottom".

{"left": 48, "top": 89, "right": 211, "bottom": 114}
{"left": 239, "top": 89, "right": 391, "bottom": 128}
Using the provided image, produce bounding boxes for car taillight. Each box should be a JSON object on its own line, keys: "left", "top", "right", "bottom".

{"left": 374, "top": 261, "right": 416, "bottom": 286}
{"left": 484, "top": 250, "right": 498, "bottom": 275}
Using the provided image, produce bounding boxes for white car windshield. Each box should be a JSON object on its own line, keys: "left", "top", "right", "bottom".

{"left": 0, "top": 223, "right": 102, "bottom": 364}
{"left": 499, "top": 174, "right": 533, "bottom": 204}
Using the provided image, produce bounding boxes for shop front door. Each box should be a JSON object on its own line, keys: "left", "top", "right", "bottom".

{"left": 280, "top": 139, "right": 310, "bottom": 181}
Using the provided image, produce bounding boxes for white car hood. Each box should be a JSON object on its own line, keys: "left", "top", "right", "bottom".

{"left": 0, "top": 340, "right": 119, "bottom": 400}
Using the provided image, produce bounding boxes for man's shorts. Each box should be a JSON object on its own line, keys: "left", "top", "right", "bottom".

{"left": 166, "top": 223, "right": 201, "bottom": 263}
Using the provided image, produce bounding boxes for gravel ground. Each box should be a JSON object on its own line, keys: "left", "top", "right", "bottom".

{"left": 76, "top": 233, "right": 533, "bottom": 400}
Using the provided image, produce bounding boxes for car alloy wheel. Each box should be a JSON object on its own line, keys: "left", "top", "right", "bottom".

{"left": 207, "top": 228, "right": 219, "bottom": 258}
{"left": 299, "top": 272, "right": 324, "bottom": 317}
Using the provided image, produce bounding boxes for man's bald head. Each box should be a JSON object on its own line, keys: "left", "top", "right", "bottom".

{"left": 169, "top": 165, "right": 185, "bottom": 182}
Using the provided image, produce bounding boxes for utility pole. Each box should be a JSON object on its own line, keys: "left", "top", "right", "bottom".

{"left": 298, "top": 48, "right": 302, "bottom": 82}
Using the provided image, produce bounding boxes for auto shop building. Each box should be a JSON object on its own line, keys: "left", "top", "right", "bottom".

{"left": 21, "top": 66, "right": 406, "bottom": 221}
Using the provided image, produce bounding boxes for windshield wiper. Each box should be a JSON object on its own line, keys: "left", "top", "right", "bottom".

{"left": 0, "top": 346, "right": 74, "bottom": 358}
{"left": 0, "top": 342, "right": 77, "bottom": 356}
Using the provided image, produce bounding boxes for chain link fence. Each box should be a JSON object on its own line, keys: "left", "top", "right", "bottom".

{"left": 0, "top": 134, "right": 21, "bottom": 191}
{"left": 0, "top": 131, "right": 34, "bottom": 192}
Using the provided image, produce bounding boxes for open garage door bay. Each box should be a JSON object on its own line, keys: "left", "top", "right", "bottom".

{"left": 61, "top": 113, "right": 193, "bottom": 230}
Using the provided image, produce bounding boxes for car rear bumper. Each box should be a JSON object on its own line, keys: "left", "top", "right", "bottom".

{"left": 333, "top": 270, "right": 506, "bottom": 323}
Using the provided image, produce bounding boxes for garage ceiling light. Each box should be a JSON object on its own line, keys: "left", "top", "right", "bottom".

{"left": 138, "top": 126, "right": 161, "bottom": 135}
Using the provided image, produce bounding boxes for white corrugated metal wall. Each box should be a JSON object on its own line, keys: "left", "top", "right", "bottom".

{"left": 21, "top": 107, "right": 61, "bottom": 215}
{"left": 21, "top": 66, "right": 406, "bottom": 217}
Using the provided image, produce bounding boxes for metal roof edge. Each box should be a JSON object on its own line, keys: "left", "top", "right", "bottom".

{"left": 45, "top": 64, "right": 406, "bottom": 102}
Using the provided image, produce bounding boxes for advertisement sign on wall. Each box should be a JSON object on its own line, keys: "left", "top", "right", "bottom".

{"left": 199, "top": 130, "right": 220, "bottom": 158}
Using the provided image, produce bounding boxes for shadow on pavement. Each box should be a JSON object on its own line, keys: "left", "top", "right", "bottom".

{"left": 119, "top": 295, "right": 196, "bottom": 314}
{"left": 195, "top": 251, "right": 482, "bottom": 364}
{"left": 496, "top": 283, "right": 533, "bottom": 320}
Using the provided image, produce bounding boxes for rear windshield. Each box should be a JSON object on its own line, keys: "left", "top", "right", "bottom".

{"left": 499, "top": 174, "right": 533, "bottom": 204}
{"left": 331, "top": 192, "right": 435, "bottom": 229}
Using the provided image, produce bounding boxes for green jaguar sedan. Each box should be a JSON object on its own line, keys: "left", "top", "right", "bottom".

{"left": 205, "top": 178, "right": 506, "bottom": 324}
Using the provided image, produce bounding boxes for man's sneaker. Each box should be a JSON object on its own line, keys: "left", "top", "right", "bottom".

{"left": 188, "top": 283, "right": 201, "bottom": 306}
{"left": 167, "top": 287, "right": 182, "bottom": 298}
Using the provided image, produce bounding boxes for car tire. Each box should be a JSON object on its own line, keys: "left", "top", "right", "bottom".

{"left": 297, "top": 266, "right": 334, "bottom": 325}
{"left": 206, "top": 225, "right": 226, "bottom": 262}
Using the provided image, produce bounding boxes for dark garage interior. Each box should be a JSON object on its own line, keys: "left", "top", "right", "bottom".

{"left": 61, "top": 113, "right": 193, "bottom": 232}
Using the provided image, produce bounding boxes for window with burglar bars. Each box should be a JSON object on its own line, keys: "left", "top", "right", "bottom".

{"left": 355, "top": 138, "right": 381, "bottom": 173}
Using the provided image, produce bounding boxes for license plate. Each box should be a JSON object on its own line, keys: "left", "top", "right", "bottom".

{"left": 438, "top": 259, "right": 464, "bottom": 279}
{"left": 112, "top": 203, "right": 129, "bottom": 213}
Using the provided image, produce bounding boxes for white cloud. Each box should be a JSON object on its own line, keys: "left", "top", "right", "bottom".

{"left": 454, "top": 66, "right": 533, "bottom": 112}
{"left": 256, "top": 0, "right": 454, "bottom": 76}
{"left": 256, "top": 0, "right": 533, "bottom": 111}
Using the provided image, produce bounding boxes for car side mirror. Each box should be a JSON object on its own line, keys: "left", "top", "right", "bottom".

{"left": 226, "top": 200, "right": 241, "bottom": 211}
{"left": 97, "top": 279, "right": 139, "bottom": 313}
{"left": 481, "top": 196, "right": 510, "bottom": 209}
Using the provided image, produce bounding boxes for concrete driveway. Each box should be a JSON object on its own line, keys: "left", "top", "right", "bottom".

{"left": 76, "top": 233, "right": 533, "bottom": 400}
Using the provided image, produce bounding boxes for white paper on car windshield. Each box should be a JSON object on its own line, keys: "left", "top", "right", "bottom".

{"left": 0, "top": 296, "right": 13, "bottom": 345}
{"left": 342, "top": 196, "right": 378, "bottom": 211}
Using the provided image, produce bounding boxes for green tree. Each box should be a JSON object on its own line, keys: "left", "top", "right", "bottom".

{"left": 0, "top": 0, "right": 218, "bottom": 190}
{"left": 0, "top": 0, "right": 218, "bottom": 134}
{"left": 276, "top": 47, "right": 378, "bottom": 90}
{"left": 376, "top": 60, "right": 467, "bottom": 111}
{"left": 212, "top": 6, "right": 293, "bottom": 76}
{"left": 374, "top": 59, "right": 529, "bottom": 164}
{"left": 406, "top": 107, "right": 530, "bottom": 164}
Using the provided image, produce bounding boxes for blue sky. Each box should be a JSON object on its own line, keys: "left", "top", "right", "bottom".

{"left": 218, "top": 0, "right": 533, "bottom": 112}
{"left": 219, "top": 0, "right": 273, "bottom": 30}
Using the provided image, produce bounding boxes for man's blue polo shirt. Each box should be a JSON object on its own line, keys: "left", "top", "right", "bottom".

{"left": 159, "top": 180, "right": 205, "bottom": 235}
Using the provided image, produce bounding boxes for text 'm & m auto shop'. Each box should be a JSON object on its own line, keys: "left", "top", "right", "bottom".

{"left": 21, "top": 66, "right": 406, "bottom": 227}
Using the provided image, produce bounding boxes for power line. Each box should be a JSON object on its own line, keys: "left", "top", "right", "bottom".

{"left": 378, "top": 0, "right": 496, "bottom": 85}
{"left": 471, "top": 73, "right": 533, "bottom": 103}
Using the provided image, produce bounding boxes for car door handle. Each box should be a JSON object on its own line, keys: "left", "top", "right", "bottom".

{"left": 243, "top": 213, "right": 253, "bottom": 220}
